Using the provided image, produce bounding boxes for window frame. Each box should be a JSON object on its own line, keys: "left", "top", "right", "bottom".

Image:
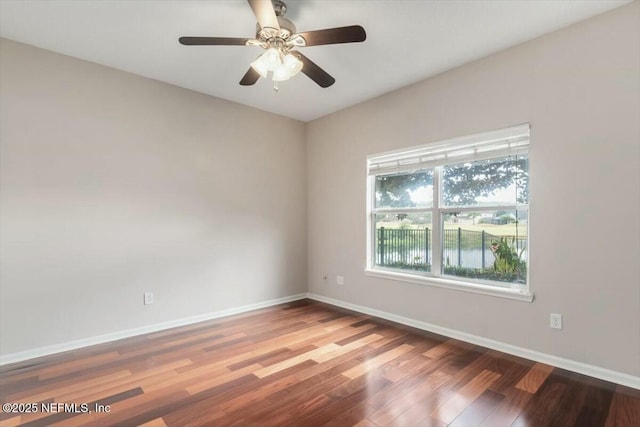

{"left": 365, "top": 126, "right": 533, "bottom": 302}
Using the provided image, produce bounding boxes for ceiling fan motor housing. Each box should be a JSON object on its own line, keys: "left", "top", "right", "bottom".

{"left": 256, "top": 16, "right": 296, "bottom": 42}
{"left": 255, "top": 0, "right": 296, "bottom": 42}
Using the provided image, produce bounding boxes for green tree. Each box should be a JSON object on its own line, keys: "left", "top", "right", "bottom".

{"left": 442, "top": 156, "right": 528, "bottom": 205}
{"left": 375, "top": 156, "right": 528, "bottom": 207}
{"left": 375, "top": 171, "right": 432, "bottom": 207}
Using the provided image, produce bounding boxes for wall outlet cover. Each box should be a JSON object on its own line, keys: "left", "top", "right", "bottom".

{"left": 550, "top": 313, "right": 562, "bottom": 329}
{"left": 144, "top": 292, "right": 154, "bottom": 305}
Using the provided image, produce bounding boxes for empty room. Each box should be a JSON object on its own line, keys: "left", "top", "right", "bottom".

{"left": 1, "top": 0, "right": 639, "bottom": 426}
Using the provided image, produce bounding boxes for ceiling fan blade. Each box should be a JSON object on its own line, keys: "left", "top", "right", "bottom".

{"left": 298, "top": 25, "right": 366, "bottom": 46}
{"left": 239, "top": 67, "right": 261, "bottom": 86}
{"left": 294, "top": 52, "right": 335, "bottom": 88}
{"left": 179, "top": 37, "right": 249, "bottom": 46}
{"left": 247, "top": 0, "right": 280, "bottom": 30}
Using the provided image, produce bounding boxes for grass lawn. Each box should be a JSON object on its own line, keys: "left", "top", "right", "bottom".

{"left": 376, "top": 220, "right": 527, "bottom": 237}
{"left": 446, "top": 223, "right": 527, "bottom": 237}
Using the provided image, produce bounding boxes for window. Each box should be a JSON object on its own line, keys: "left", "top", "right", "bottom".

{"left": 367, "top": 124, "right": 531, "bottom": 300}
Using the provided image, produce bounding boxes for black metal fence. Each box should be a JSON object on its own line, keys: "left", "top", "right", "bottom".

{"left": 376, "top": 227, "right": 527, "bottom": 270}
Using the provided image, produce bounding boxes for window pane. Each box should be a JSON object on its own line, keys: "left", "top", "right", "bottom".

{"left": 374, "top": 213, "right": 432, "bottom": 272}
{"left": 442, "top": 210, "right": 527, "bottom": 285}
{"left": 375, "top": 170, "right": 433, "bottom": 209}
{"left": 442, "top": 155, "right": 529, "bottom": 207}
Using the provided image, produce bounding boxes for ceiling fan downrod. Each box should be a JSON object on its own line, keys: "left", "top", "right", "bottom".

{"left": 272, "top": 0, "right": 287, "bottom": 17}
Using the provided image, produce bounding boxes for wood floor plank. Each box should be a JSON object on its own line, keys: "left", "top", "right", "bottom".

{"left": 388, "top": 414, "right": 446, "bottom": 427}
{"left": 293, "top": 373, "right": 393, "bottom": 427}
{"left": 486, "top": 354, "right": 532, "bottom": 394}
{"left": 184, "top": 363, "right": 262, "bottom": 395}
{"left": 431, "top": 368, "right": 501, "bottom": 424}
{"left": 366, "top": 348, "right": 475, "bottom": 411}
{"left": 605, "top": 386, "right": 640, "bottom": 427}
{"left": 253, "top": 344, "right": 338, "bottom": 378}
{"left": 353, "top": 418, "right": 381, "bottom": 427}
{"left": 448, "top": 389, "right": 504, "bottom": 427}
{"left": 380, "top": 352, "right": 431, "bottom": 383}
{"left": 423, "top": 340, "right": 462, "bottom": 359}
{"left": 515, "top": 362, "right": 554, "bottom": 394}
{"left": 0, "top": 300, "right": 632, "bottom": 427}
{"left": 335, "top": 325, "right": 384, "bottom": 346}
{"left": 320, "top": 401, "right": 375, "bottom": 427}
{"left": 311, "top": 334, "right": 383, "bottom": 364}
{"left": 218, "top": 371, "right": 350, "bottom": 426}
{"left": 265, "top": 357, "right": 361, "bottom": 403}
{"left": 549, "top": 370, "right": 605, "bottom": 427}
{"left": 0, "top": 414, "right": 24, "bottom": 427}
{"left": 162, "top": 360, "right": 319, "bottom": 426}
{"left": 9, "top": 369, "right": 133, "bottom": 404}
{"left": 478, "top": 388, "right": 531, "bottom": 427}
{"left": 138, "top": 417, "right": 167, "bottom": 427}
{"left": 343, "top": 344, "right": 414, "bottom": 379}
{"left": 57, "top": 359, "right": 192, "bottom": 403}
{"left": 303, "top": 322, "right": 380, "bottom": 349}
{"left": 389, "top": 390, "right": 455, "bottom": 426}
{"left": 19, "top": 388, "right": 143, "bottom": 427}
{"left": 35, "top": 352, "right": 122, "bottom": 381}
{"left": 368, "top": 369, "right": 451, "bottom": 426}
{"left": 511, "top": 381, "right": 568, "bottom": 427}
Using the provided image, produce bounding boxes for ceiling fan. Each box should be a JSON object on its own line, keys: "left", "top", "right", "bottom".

{"left": 179, "top": 0, "right": 366, "bottom": 89}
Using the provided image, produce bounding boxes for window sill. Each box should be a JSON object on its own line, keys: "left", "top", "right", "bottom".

{"left": 364, "top": 268, "right": 534, "bottom": 302}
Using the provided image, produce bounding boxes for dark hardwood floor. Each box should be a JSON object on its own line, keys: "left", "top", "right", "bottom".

{"left": 0, "top": 299, "right": 638, "bottom": 426}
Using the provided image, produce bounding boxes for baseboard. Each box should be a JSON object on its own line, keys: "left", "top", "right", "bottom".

{"left": 306, "top": 292, "right": 640, "bottom": 390}
{"left": 0, "top": 293, "right": 307, "bottom": 366}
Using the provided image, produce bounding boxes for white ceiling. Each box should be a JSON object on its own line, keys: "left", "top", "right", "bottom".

{"left": 0, "top": 0, "right": 631, "bottom": 122}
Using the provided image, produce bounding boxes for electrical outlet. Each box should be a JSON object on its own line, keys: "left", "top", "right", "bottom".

{"left": 550, "top": 313, "right": 562, "bottom": 329}
{"left": 336, "top": 275, "right": 344, "bottom": 285}
{"left": 144, "top": 292, "right": 154, "bottom": 305}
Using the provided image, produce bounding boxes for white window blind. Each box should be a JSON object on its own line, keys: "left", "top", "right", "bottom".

{"left": 368, "top": 124, "right": 530, "bottom": 176}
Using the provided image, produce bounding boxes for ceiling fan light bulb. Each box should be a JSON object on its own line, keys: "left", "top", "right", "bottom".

{"left": 283, "top": 53, "right": 303, "bottom": 77}
{"left": 272, "top": 64, "right": 292, "bottom": 82}
{"left": 264, "top": 48, "right": 283, "bottom": 72}
{"left": 250, "top": 56, "right": 269, "bottom": 79}
{"left": 272, "top": 53, "right": 303, "bottom": 81}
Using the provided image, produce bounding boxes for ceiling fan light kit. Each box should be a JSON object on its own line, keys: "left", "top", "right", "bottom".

{"left": 250, "top": 45, "right": 303, "bottom": 84}
{"left": 179, "top": 0, "right": 366, "bottom": 90}
{"left": 272, "top": 53, "right": 304, "bottom": 81}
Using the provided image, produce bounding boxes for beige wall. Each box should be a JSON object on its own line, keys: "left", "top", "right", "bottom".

{"left": 307, "top": 3, "right": 640, "bottom": 376}
{"left": 0, "top": 39, "right": 307, "bottom": 355}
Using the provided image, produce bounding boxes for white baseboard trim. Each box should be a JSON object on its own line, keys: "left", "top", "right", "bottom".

{"left": 306, "top": 292, "right": 640, "bottom": 390}
{"left": 0, "top": 293, "right": 307, "bottom": 366}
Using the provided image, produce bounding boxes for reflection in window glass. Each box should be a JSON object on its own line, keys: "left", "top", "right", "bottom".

{"left": 375, "top": 170, "right": 433, "bottom": 209}
{"left": 442, "top": 155, "right": 529, "bottom": 207}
